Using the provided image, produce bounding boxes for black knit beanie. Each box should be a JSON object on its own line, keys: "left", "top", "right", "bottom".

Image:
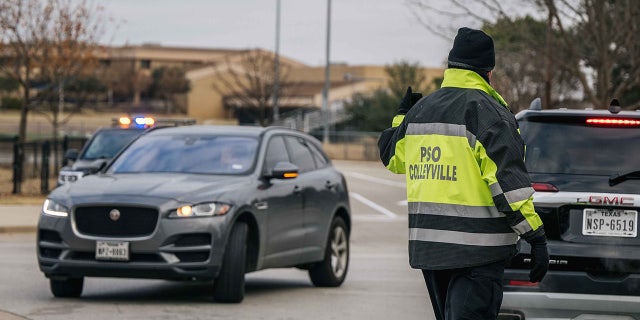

{"left": 447, "top": 27, "right": 495, "bottom": 72}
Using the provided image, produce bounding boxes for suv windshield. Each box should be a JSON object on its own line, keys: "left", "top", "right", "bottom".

{"left": 520, "top": 117, "right": 640, "bottom": 175}
{"left": 82, "top": 129, "right": 144, "bottom": 160}
{"left": 108, "top": 135, "right": 259, "bottom": 175}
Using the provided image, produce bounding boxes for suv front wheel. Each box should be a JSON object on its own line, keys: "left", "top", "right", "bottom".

{"left": 50, "top": 277, "right": 84, "bottom": 298}
{"left": 213, "top": 221, "right": 247, "bottom": 303}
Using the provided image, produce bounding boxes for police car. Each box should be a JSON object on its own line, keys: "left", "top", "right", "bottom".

{"left": 500, "top": 99, "right": 640, "bottom": 319}
{"left": 57, "top": 116, "right": 195, "bottom": 185}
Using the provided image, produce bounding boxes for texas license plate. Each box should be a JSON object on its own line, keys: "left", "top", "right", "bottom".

{"left": 582, "top": 208, "right": 637, "bottom": 237}
{"left": 96, "top": 241, "right": 130, "bottom": 261}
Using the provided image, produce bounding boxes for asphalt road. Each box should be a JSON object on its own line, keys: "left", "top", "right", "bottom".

{"left": 0, "top": 160, "right": 440, "bottom": 320}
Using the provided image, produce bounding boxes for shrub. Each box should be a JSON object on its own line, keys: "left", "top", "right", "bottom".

{"left": 1, "top": 97, "right": 22, "bottom": 110}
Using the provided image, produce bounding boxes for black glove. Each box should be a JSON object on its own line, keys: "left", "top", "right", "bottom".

{"left": 524, "top": 229, "right": 549, "bottom": 283}
{"left": 397, "top": 86, "right": 423, "bottom": 115}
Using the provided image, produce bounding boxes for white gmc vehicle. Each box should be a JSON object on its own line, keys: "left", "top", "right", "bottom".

{"left": 500, "top": 99, "right": 640, "bottom": 320}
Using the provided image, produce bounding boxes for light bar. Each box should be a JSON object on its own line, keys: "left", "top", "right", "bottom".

{"left": 118, "top": 117, "right": 131, "bottom": 127}
{"left": 586, "top": 118, "right": 640, "bottom": 126}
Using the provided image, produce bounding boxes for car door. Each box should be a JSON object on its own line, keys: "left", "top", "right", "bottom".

{"left": 283, "top": 135, "right": 340, "bottom": 258}
{"left": 259, "top": 135, "right": 305, "bottom": 266}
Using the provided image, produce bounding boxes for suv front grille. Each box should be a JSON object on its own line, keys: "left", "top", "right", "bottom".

{"left": 74, "top": 206, "right": 158, "bottom": 237}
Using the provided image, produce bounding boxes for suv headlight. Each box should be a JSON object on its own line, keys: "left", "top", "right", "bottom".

{"left": 43, "top": 199, "right": 69, "bottom": 217}
{"left": 169, "top": 202, "right": 231, "bottom": 218}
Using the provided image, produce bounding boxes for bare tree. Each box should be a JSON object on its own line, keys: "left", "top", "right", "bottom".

{"left": 35, "top": 0, "right": 108, "bottom": 142}
{"left": 211, "top": 49, "right": 298, "bottom": 127}
{"left": 0, "top": 0, "right": 112, "bottom": 186}
{"left": 0, "top": 0, "right": 49, "bottom": 143}
{"left": 544, "top": 0, "right": 640, "bottom": 108}
{"left": 407, "top": 0, "right": 640, "bottom": 109}
{"left": 0, "top": 0, "right": 110, "bottom": 144}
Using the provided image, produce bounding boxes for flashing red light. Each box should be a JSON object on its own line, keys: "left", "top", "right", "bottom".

{"left": 532, "top": 182, "right": 559, "bottom": 192}
{"left": 586, "top": 118, "right": 640, "bottom": 126}
{"left": 508, "top": 280, "right": 540, "bottom": 287}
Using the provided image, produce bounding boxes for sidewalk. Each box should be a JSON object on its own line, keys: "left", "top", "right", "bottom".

{"left": 0, "top": 205, "right": 41, "bottom": 233}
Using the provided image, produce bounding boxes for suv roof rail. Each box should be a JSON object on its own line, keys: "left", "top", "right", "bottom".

{"left": 609, "top": 98, "right": 621, "bottom": 114}
{"left": 529, "top": 97, "right": 542, "bottom": 111}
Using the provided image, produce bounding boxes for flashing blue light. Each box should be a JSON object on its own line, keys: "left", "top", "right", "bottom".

{"left": 130, "top": 116, "right": 155, "bottom": 128}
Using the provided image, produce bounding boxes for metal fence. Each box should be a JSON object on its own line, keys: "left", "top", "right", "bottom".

{"left": 0, "top": 136, "right": 88, "bottom": 194}
{"left": 320, "top": 131, "right": 380, "bottom": 162}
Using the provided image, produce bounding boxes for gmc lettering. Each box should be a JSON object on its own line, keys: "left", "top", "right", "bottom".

{"left": 588, "top": 196, "right": 634, "bottom": 206}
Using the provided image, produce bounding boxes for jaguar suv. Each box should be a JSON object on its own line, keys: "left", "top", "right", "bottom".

{"left": 38, "top": 125, "right": 351, "bottom": 303}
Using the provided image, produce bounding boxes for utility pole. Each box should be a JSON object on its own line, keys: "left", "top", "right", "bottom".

{"left": 272, "top": 0, "right": 281, "bottom": 122}
{"left": 321, "top": 0, "right": 332, "bottom": 144}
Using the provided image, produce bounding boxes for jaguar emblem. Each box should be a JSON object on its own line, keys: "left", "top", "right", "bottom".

{"left": 109, "top": 209, "right": 121, "bottom": 221}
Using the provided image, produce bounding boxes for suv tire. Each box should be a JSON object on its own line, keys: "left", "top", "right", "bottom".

{"left": 213, "top": 221, "right": 247, "bottom": 303}
{"left": 50, "top": 277, "right": 84, "bottom": 298}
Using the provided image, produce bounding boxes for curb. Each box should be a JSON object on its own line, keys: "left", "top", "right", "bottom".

{"left": 0, "top": 226, "right": 37, "bottom": 234}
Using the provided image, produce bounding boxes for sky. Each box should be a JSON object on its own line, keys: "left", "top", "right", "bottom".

{"left": 104, "top": 0, "right": 453, "bottom": 68}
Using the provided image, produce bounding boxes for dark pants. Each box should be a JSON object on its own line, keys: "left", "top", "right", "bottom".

{"left": 421, "top": 259, "right": 506, "bottom": 320}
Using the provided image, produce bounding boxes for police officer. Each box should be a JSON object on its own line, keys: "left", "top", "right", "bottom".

{"left": 378, "top": 27, "right": 549, "bottom": 320}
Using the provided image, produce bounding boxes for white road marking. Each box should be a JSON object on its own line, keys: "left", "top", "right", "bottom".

{"left": 345, "top": 172, "right": 405, "bottom": 188}
{"left": 350, "top": 192, "right": 398, "bottom": 219}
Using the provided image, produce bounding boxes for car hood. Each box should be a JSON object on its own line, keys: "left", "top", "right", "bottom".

{"left": 52, "top": 173, "right": 252, "bottom": 203}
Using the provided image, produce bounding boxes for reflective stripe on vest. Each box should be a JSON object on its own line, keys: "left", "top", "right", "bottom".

{"left": 408, "top": 202, "right": 504, "bottom": 218}
{"left": 409, "top": 228, "right": 518, "bottom": 247}
{"left": 407, "top": 122, "right": 477, "bottom": 148}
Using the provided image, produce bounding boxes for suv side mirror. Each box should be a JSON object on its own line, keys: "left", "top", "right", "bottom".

{"left": 89, "top": 159, "right": 108, "bottom": 174}
{"left": 64, "top": 149, "right": 79, "bottom": 162}
{"left": 267, "top": 161, "right": 299, "bottom": 180}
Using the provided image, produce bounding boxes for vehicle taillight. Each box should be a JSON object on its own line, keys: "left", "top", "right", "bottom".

{"left": 586, "top": 118, "right": 640, "bottom": 127}
{"left": 508, "top": 280, "right": 539, "bottom": 287}
{"left": 531, "top": 182, "right": 558, "bottom": 192}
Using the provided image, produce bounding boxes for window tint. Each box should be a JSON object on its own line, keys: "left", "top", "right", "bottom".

{"left": 81, "top": 129, "right": 143, "bottom": 160}
{"left": 284, "top": 136, "right": 316, "bottom": 173}
{"left": 308, "top": 142, "right": 329, "bottom": 169}
{"left": 520, "top": 120, "right": 640, "bottom": 175}
{"left": 263, "top": 136, "right": 290, "bottom": 174}
{"left": 108, "top": 135, "right": 258, "bottom": 175}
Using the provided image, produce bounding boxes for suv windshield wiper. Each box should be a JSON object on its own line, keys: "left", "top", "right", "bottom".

{"left": 609, "top": 170, "right": 640, "bottom": 186}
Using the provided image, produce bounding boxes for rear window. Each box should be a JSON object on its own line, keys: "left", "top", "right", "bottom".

{"left": 519, "top": 116, "right": 640, "bottom": 175}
